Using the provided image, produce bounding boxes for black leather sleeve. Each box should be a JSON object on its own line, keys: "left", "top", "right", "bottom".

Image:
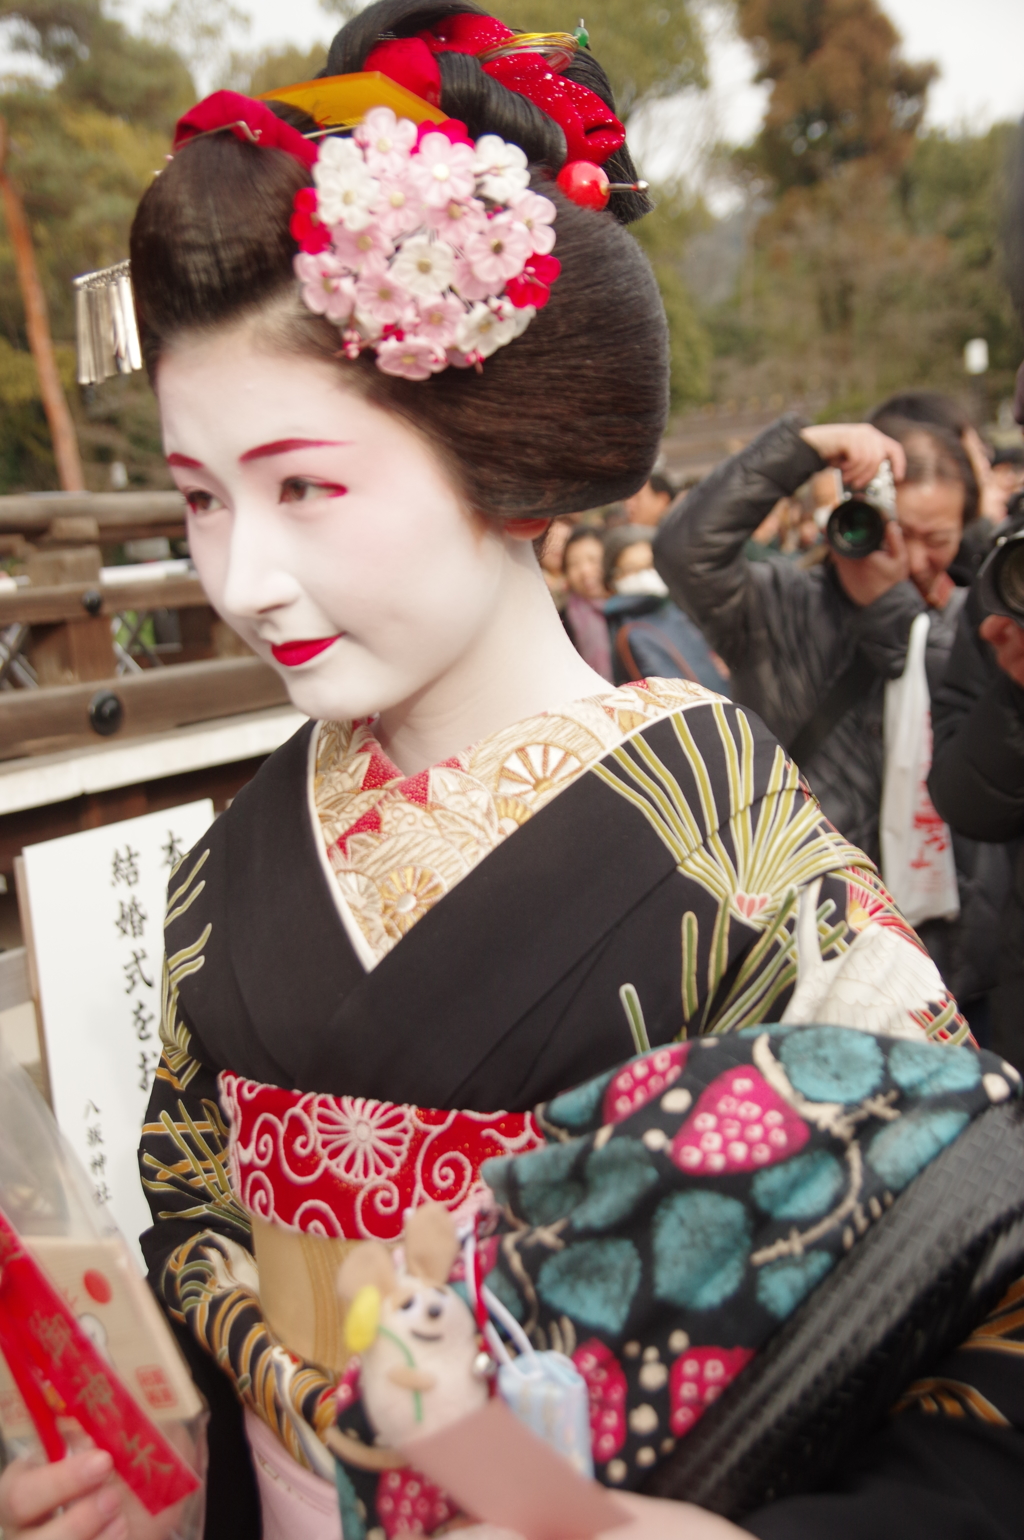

{"left": 653, "top": 414, "right": 823, "bottom": 673}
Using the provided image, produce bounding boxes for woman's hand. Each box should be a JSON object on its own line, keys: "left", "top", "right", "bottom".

{"left": 598, "top": 1492, "right": 750, "bottom": 1538}
{"left": 455, "top": 1492, "right": 748, "bottom": 1540}
{"left": 0, "top": 1451, "right": 125, "bottom": 1540}
{"left": 800, "top": 423, "right": 907, "bottom": 489}
{"left": 979, "top": 614, "right": 1024, "bottom": 687}
{"left": 962, "top": 427, "right": 1007, "bottom": 526}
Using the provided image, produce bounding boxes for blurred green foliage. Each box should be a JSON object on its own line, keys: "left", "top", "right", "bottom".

{"left": 0, "top": 0, "right": 194, "bottom": 130}
{"left": 0, "top": 0, "right": 192, "bottom": 489}
{"left": 734, "top": 0, "right": 934, "bottom": 190}
{"left": 632, "top": 182, "right": 711, "bottom": 410}
{"left": 699, "top": 0, "right": 1022, "bottom": 419}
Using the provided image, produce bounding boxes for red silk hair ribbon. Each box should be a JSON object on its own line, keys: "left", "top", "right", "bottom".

{"left": 173, "top": 90, "right": 319, "bottom": 167}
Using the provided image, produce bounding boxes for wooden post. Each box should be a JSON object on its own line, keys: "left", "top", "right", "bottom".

{"left": 0, "top": 117, "right": 85, "bottom": 493}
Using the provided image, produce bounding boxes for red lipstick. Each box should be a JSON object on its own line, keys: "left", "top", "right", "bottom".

{"left": 271, "top": 636, "right": 341, "bottom": 667}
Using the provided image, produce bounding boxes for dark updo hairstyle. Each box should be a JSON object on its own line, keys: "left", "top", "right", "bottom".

{"left": 129, "top": 0, "right": 669, "bottom": 519}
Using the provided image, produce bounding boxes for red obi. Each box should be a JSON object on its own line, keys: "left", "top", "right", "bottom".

{"left": 219, "top": 1072, "right": 543, "bottom": 1241}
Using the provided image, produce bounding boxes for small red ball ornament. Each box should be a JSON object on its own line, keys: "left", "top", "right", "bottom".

{"left": 556, "top": 160, "right": 610, "bottom": 210}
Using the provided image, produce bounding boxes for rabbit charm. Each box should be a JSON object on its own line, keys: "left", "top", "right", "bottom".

{"left": 337, "top": 1202, "right": 488, "bottom": 1449}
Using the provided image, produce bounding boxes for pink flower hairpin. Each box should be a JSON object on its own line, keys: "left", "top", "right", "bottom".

{"left": 290, "top": 107, "right": 561, "bottom": 380}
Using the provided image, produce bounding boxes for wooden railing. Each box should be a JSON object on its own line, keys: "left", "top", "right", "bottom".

{"left": 0, "top": 491, "right": 187, "bottom": 542}
{"left": 0, "top": 492, "right": 288, "bottom": 758}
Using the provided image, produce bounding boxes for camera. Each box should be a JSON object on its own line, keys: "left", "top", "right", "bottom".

{"left": 826, "top": 460, "right": 897, "bottom": 559}
{"left": 978, "top": 528, "right": 1024, "bottom": 623}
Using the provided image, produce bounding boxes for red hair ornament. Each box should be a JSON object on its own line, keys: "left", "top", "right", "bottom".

{"left": 369, "top": 18, "right": 627, "bottom": 168}
{"left": 173, "top": 90, "right": 318, "bottom": 167}
{"left": 555, "top": 159, "right": 649, "bottom": 211}
{"left": 364, "top": 38, "right": 443, "bottom": 107}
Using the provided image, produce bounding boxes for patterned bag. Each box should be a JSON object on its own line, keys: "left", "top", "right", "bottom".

{"left": 479, "top": 1024, "right": 1020, "bottom": 1491}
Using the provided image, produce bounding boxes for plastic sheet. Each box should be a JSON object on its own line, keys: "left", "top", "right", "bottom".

{"left": 0, "top": 1041, "right": 207, "bottom": 1538}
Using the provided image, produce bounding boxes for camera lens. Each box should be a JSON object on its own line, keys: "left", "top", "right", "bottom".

{"left": 826, "top": 499, "right": 886, "bottom": 559}
{"left": 995, "top": 539, "right": 1024, "bottom": 621}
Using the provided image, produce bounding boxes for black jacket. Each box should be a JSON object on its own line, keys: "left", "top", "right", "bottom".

{"left": 928, "top": 583, "right": 1024, "bottom": 1069}
{"left": 654, "top": 414, "right": 939, "bottom": 864}
{"left": 653, "top": 414, "right": 1003, "bottom": 1005}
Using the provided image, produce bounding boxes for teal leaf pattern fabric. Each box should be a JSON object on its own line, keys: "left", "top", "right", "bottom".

{"left": 756, "top": 1250, "right": 835, "bottom": 1318}
{"left": 652, "top": 1191, "right": 751, "bottom": 1309}
{"left": 778, "top": 1024, "right": 884, "bottom": 1103}
{"left": 887, "top": 1039, "right": 981, "bottom": 1098}
{"left": 537, "top": 1239, "right": 642, "bottom": 1333}
{"left": 483, "top": 1024, "right": 1021, "bottom": 1492}
{"left": 574, "top": 1142, "right": 660, "bottom": 1231}
{"left": 545, "top": 1071, "right": 617, "bottom": 1132}
{"left": 867, "top": 1107, "right": 971, "bottom": 1191}
{"left": 751, "top": 1150, "right": 845, "bottom": 1220}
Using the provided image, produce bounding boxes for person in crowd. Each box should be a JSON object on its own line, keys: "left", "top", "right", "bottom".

{"left": 990, "top": 445, "right": 1024, "bottom": 505}
{"left": 623, "top": 469, "right": 677, "bottom": 527}
{"left": 538, "top": 514, "right": 576, "bottom": 604}
{"left": 869, "top": 389, "right": 1005, "bottom": 538}
{"left": 929, "top": 567, "right": 1024, "bottom": 1070}
{"left": 602, "top": 524, "right": 729, "bottom": 691}
{"left": 561, "top": 524, "right": 613, "bottom": 681}
{"left": 928, "top": 351, "right": 1024, "bottom": 1070}
{"left": 744, "top": 499, "right": 785, "bottom": 562}
{"left": 654, "top": 413, "right": 1002, "bottom": 1021}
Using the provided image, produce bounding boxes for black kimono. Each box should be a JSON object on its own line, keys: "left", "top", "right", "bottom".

{"left": 135, "top": 682, "right": 1018, "bottom": 1538}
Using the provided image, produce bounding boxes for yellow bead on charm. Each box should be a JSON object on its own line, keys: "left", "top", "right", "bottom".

{"left": 344, "top": 1284, "right": 381, "bottom": 1353}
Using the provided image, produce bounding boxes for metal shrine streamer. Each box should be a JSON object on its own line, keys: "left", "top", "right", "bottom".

{"left": 73, "top": 260, "right": 142, "bottom": 387}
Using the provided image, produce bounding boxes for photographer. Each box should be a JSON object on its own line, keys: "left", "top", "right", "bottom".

{"left": 654, "top": 413, "right": 997, "bottom": 1013}
{"left": 928, "top": 481, "right": 1024, "bottom": 1069}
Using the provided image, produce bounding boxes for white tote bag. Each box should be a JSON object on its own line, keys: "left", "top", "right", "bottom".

{"left": 879, "top": 610, "right": 960, "bottom": 928}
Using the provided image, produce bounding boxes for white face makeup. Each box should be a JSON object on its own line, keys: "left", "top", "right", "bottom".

{"left": 157, "top": 328, "right": 511, "bottom": 725}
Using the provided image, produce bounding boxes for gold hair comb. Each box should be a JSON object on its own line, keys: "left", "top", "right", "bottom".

{"left": 477, "top": 31, "right": 582, "bottom": 69}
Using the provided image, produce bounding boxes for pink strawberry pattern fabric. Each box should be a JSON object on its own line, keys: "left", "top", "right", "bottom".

{"left": 669, "top": 1065, "right": 809, "bottom": 1175}
{"left": 481, "top": 1024, "right": 1020, "bottom": 1490}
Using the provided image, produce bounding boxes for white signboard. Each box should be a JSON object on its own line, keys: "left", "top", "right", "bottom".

{"left": 20, "top": 802, "right": 215, "bottom": 1264}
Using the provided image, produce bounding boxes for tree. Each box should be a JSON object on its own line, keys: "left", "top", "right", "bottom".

{"left": 695, "top": 126, "right": 1023, "bottom": 420}
{"left": 226, "top": 42, "right": 330, "bottom": 97}
{"left": 0, "top": 0, "right": 193, "bottom": 489}
{"left": 901, "top": 125, "right": 1023, "bottom": 390}
{"left": 0, "top": 116, "right": 83, "bottom": 488}
{"left": 734, "top": 0, "right": 935, "bottom": 192}
{"left": 145, "top": 0, "right": 250, "bottom": 96}
{"left": 686, "top": 1, "right": 1024, "bottom": 421}
{"left": 1, "top": 0, "right": 194, "bottom": 133}
{"left": 632, "top": 182, "right": 711, "bottom": 409}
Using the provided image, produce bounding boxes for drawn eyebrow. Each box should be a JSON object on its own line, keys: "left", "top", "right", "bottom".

{"left": 167, "top": 452, "right": 203, "bottom": 469}
{"left": 239, "top": 438, "right": 349, "bottom": 463}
